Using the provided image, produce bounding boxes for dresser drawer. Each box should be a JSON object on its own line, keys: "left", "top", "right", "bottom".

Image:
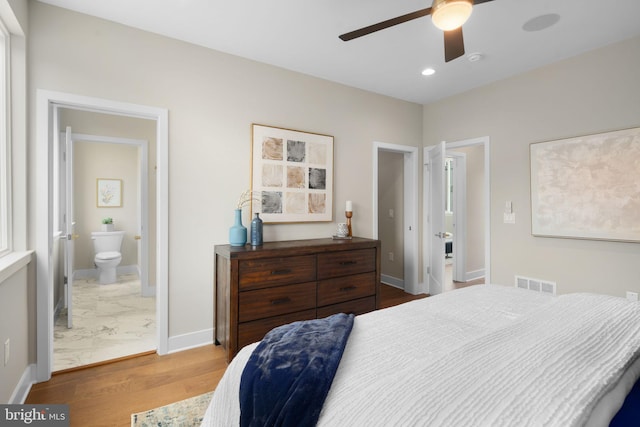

{"left": 317, "top": 271, "right": 376, "bottom": 306}
{"left": 317, "top": 248, "right": 376, "bottom": 280}
{"left": 317, "top": 296, "right": 376, "bottom": 318}
{"left": 239, "top": 281, "right": 316, "bottom": 322}
{"left": 238, "top": 309, "right": 317, "bottom": 349}
{"left": 239, "top": 255, "right": 316, "bottom": 291}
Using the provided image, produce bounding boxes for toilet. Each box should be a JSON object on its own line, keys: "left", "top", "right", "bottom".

{"left": 91, "top": 231, "right": 125, "bottom": 284}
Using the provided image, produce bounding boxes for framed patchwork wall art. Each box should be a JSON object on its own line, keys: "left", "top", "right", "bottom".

{"left": 251, "top": 124, "right": 334, "bottom": 223}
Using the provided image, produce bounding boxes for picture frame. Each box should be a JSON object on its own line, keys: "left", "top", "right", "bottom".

{"left": 97, "top": 178, "right": 123, "bottom": 208}
{"left": 530, "top": 127, "right": 640, "bottom": 242}
{"left": 251, "top": 124, "right": 334, "bottom": 223}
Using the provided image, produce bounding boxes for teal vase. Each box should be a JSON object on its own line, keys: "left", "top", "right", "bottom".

{"left": 229, "top": 209, "right": 247, "bottom": 246}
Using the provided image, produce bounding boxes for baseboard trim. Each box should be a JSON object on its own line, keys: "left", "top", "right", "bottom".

{"left": 167, "top": 328, "right": 213, "bottom": 354}
{"left": 466, "top": 268, "right": 485, "bottom": 282}
{"left": 381, "top": 274, "right": 404, "bottom": 289}
{"left": 10, "top": 364, "right": 36, "bottom": 404}
{"left": 75, "top": 265, "right": 139, "bottom": 280}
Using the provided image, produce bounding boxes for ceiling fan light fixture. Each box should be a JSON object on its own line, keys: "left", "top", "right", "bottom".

{"left": 431, "top": 0, "right": 473, "bottom": 31}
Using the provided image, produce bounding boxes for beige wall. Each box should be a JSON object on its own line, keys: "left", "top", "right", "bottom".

{"left": 73, "top": 142, "right": 138, "bottom": 268}
{"left": 453, "top": 145, "right": 485, "bottom": 276}
{"left": 28, "top": 2, "right": 424, "bottom": 337}
{"left": 424, "top": 36, "right": 640, "bottom": 296}
{"left": 378, "top": 151, "right": 404, "bottom": 281}
{"left": 0, "top": 262, "right": 32, "bottom": 403}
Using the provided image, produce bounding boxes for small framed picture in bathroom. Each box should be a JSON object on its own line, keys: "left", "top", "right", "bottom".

{"left": 97, "top": 178, "right": 122, "bottom": 207}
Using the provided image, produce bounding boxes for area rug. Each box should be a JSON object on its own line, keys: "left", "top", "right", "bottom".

{"left": 131, "top": 391, "right": 214, "bottom": 427}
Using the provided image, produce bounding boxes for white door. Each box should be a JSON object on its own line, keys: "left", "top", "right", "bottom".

{"left": 64, "top": 126, "right": 76, "bottom": 328}
{"left": 428, "top": 141, "right": 446, "bottom": 295}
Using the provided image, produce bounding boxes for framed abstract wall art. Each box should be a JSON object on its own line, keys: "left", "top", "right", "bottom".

{"left": 97, "top": 178, "right": 122, "bottom": 207}
{"left": 530, "top": 127, "right": 640, "bottom": 242}
{"left": 251, "top": 124, "right": 334, "bottom": 223}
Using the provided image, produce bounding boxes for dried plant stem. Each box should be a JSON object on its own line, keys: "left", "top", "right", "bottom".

{"left": 236, "top": 189, "right": 259, "bottom": 209}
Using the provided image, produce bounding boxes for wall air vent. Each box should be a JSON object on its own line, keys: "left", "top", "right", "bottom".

{"left": 515, "top": 275, "right": 556, "bottom": 295}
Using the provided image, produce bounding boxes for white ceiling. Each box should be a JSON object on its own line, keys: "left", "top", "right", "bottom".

{"left": 37, "top": 0, "right": 640, "bottom": 105}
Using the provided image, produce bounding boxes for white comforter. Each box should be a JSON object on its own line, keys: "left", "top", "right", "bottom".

{"left": 202, "top": 284, "right": 640, "bottom": 426}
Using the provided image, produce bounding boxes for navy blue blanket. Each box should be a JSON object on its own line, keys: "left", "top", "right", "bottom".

{"left": 239, "top": 313, "right": 355, "bottom": 427}
{"left": 609, "top": 375, "right": 640, "bottom": 426}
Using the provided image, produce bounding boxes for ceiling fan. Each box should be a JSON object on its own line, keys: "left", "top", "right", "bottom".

{"left": 339, "top": 0, "right": 496, "bottom": 62}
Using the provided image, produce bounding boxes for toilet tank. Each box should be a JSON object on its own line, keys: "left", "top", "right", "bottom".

{"left": 91, "top": 231, "right": 125, "bottom": 253}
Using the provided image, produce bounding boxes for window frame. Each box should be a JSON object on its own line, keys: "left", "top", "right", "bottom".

{"left": 0, "top": 17, "right": 12, "bottom": 258}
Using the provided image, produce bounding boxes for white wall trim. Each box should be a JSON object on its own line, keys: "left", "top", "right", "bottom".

{"left": 381, "top": 274, "right": 404, "bottom": 289}
{"left": 36, "top": 89, "right": 169, "bottom": 382}
{"left": 465, "top": 268, "right": 485, "bottom": 282}
{"left": 167, "top": 328, "right": 214, "bottom": 354}
{"left": 74, "top": 265, "right": 139, "bottom": 279}
{"left": 372, "top": 141, "right": 422, "bottom": 294}
{"left": 9, "top": 364, "right": 36, "bottom": 404}
{"left": 0, "top": 250, "right": 32, "bottom": 284}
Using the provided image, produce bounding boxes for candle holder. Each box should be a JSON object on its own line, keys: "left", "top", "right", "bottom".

{"left": 345, "top": 211, "right": 353, "bottom": 237}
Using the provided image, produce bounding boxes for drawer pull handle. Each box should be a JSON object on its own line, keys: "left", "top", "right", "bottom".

{"left": 271, "top": 269, "right": 292, "bottom": 275}
{"left": 339, "top": 261, "right": 357, "bottom": 266}
{"left": 271, "top": 297, "right": 291, "bottom": 305}
{"left": 340, "top": 286, "right": 357, "bottom": 292}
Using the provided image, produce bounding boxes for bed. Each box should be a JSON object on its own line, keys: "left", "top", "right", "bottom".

{"left": 202, "top": 284, "right": 640, "bottom": 426}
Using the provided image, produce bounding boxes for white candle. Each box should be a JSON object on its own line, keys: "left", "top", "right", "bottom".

{"left": 345, "top": 200, "right": 352, "bottom": 212}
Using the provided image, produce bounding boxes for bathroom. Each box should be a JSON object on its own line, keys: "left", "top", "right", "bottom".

{"left": 53, "top": 108, "right": 158, "bottom": 371}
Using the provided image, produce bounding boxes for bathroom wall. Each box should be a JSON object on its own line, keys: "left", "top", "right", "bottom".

{"left": 59, "top": 109, "right": 158, "bottom": 285}
{"left": 74, "top": 141, "right": 138, "bottom": 269}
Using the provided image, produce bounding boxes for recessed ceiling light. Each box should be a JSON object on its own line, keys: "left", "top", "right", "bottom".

{"left": 522, "top": 13, "right": 561, "bottom": 32}
{"left": 467, "top": 52, "right": 483, "bottom": 62}
{"left": 422, "top": 68, "right": 436, "bottom": 76}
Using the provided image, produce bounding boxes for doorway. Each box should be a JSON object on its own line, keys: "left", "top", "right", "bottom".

{"left": 373, "top": 142, "right": 420, "bottom": 295}
{"left": 424, "top": 137, "right": 490, "bottom": 295}
{"left": 378, "top": 151, "right": 405, "bottom": 289}
{"left": 36, "top": 90, "right": 169, "bottom": 382}
{"left": 53, "top": 118, "right": 155, "bottom": 371}
{"left": 444, "top": 152, "right": 467, "bottom": 289}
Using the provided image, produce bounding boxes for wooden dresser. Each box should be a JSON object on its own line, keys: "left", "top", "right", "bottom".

{"left": 214, "top": 237, "right": 381, "bottom": 361}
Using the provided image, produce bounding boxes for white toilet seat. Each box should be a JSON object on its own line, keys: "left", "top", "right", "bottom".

{"left": 95, "top": 251, "right": 121, "bottom": 261}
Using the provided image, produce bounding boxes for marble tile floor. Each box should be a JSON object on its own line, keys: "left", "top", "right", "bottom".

{"left": 53, "top": 273, "right": 156, "bottom": 372}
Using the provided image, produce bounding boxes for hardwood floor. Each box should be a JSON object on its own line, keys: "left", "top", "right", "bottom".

{"left": 25, "top": 284, "right": 430, "bottom": 426}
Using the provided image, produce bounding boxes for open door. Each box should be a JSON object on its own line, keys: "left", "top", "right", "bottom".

{"left": 63, "top": 126, "right": 77, "bottom": 328}
{"left": 427, "top": 141, "right": 446, "bottom": 295}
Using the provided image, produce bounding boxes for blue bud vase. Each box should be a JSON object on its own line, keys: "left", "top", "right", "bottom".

{"left": 229, "top": 209, "right": 247, "bottom": 247}
{"left": 250, "top": 213, "right": 263, "bottom": 246}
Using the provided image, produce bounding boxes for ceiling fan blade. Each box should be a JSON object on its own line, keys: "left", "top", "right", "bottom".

{"left": 339, "top": 7, "right": 432, "bottom": 41}
{"left": 444, "top": 27, "right": 465, "bottom": 62}
{"left": 473, "top": 0, "right": 495, "bottom": 4}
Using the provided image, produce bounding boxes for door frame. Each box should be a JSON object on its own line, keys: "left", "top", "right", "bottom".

{"left": 423, "top": 136, "right": 491, "bottom": 291}
{"left": 67, "top": 132, "right": 151, "bottom": 296}
{"left": 425, "top": 141, "right": 446, "bottom": 296}
{"left": 446, "top": 151, "right": 467, "bottom": 283}
{"left": 36, "top": 90, "right": 169, "bottom": 382}
{"left": 372, "top": 141, "right": 420, "bottom": 294}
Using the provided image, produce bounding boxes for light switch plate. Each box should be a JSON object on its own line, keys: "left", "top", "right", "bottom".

{"left": 504, "top": 212, "right": 516, "bottom": 224}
